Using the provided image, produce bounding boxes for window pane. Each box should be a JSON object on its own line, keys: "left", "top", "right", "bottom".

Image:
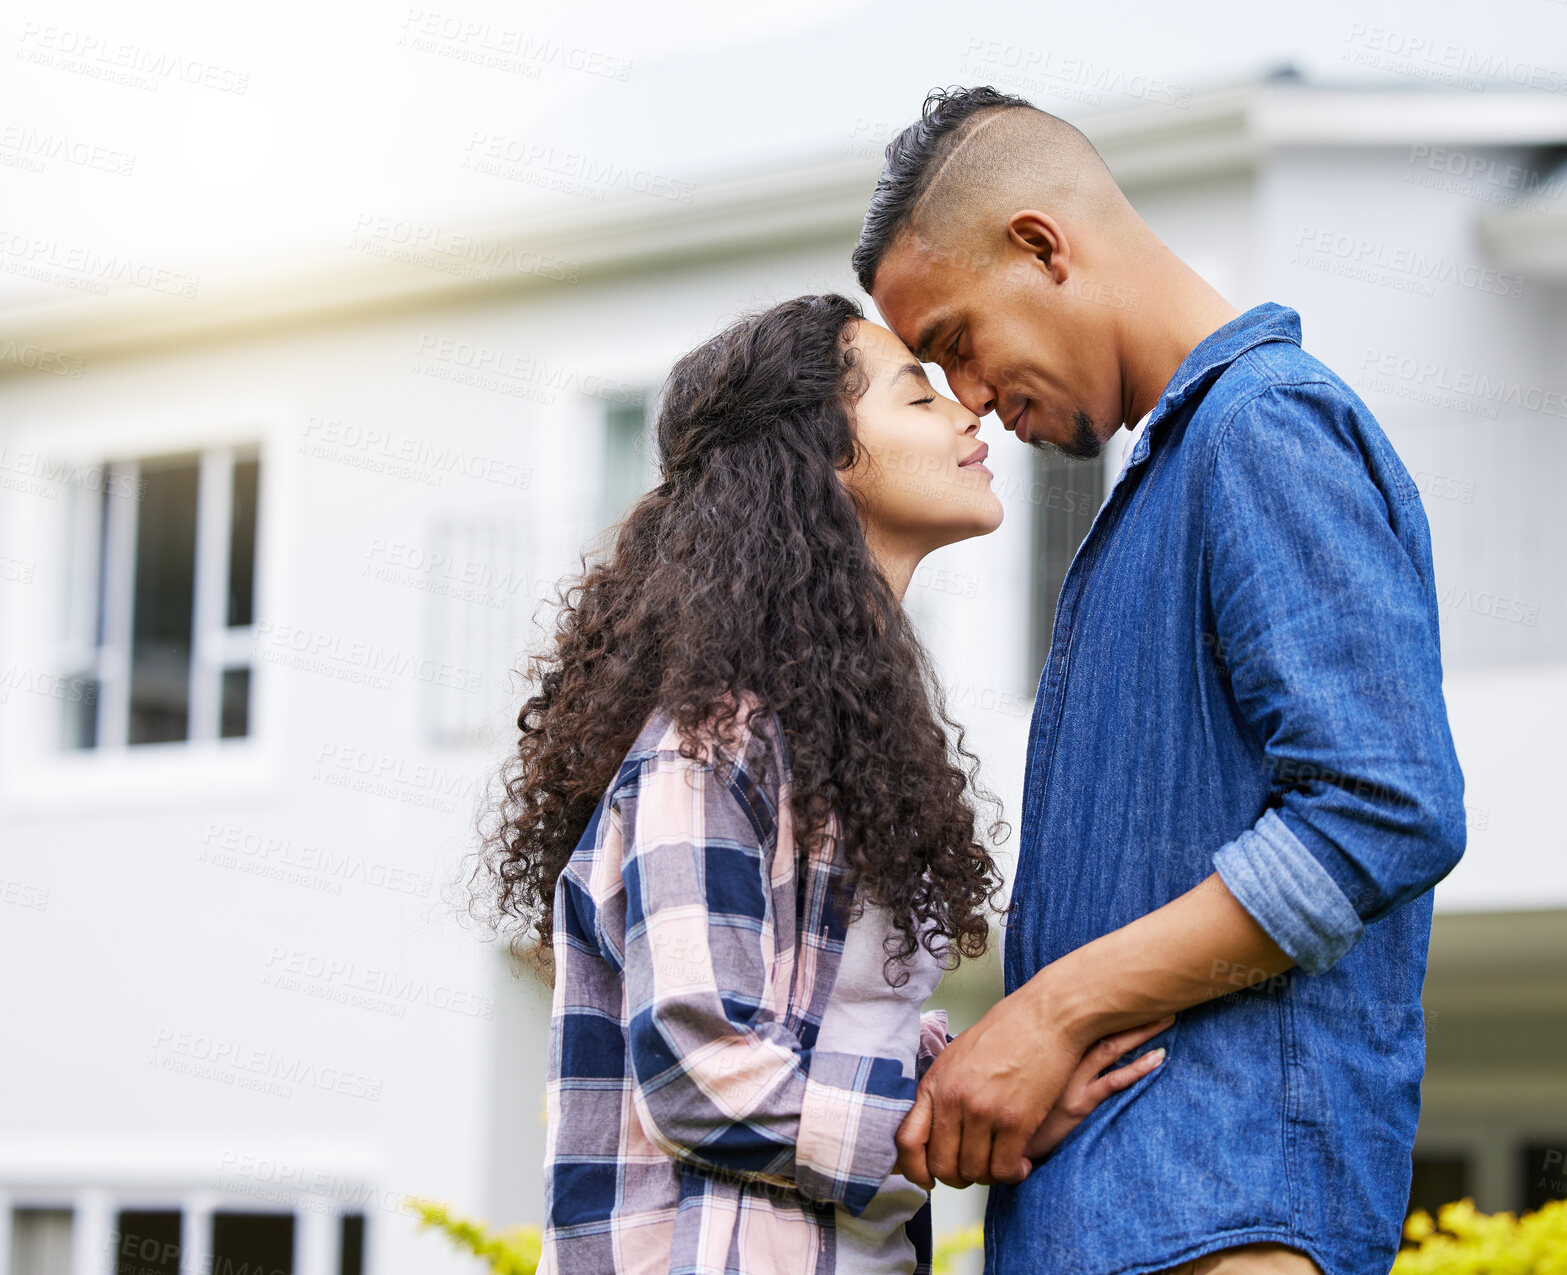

{"left": 92, "top": 479, "right": 110, "bottom": 648}
{"left": 220, "top": 667, "right": 250, "bottom": 739}
{"left": 211, "top": 1212, "right": 293, "bottom": 1275}
{"left": 1029, "top": 450, "right": 1104, "bottom": 679}
{"left": 228, "top": 456, "right": 259, "bottom": 628}
{"left": 1407, "top": 1154, "right": 1467, "bottom": 1218}
{"left": 338, "top": 1214, "right": 364, "bottom": 1275}
{"left": 60, "top": 479, "right": 108, "bottom": 750}
{"left": 62, "top": 677, "right": 101, "bottom": 750}
{"left": 601, "top": 399, "right": 649, "bottom": 528}
{"left": 115, "top": 1210, "right": 181, "bottom": 1275}
{"left": 129, "top": 458, "right": 199, "bottom": 745}
{"left": 11, "top": 1208, "right": 72, "bottom": 1275}
{"left": 1523, "top": 1140, "right": 1567, "bottom": 1211}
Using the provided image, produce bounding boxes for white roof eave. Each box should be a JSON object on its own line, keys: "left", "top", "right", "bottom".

{"left": 5, "top": 80, "right": 1567, "bottom": 370}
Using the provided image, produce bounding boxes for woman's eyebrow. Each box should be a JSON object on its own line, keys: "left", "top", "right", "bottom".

{"left": 891, "top": 361, "right": 929, "bottom": 387}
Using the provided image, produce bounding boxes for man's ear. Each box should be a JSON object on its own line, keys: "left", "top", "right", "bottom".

{"left": 1007, "top": 211, "right": 1071, "bottom": 284}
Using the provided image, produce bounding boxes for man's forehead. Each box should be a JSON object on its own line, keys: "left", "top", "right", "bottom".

{"left": 872, "top": 235, "right": 968, "bottom": 349}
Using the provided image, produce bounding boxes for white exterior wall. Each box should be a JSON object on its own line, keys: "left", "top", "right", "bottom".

{"left": 1255, "top": 145, "right": 1567, "bottom": 914}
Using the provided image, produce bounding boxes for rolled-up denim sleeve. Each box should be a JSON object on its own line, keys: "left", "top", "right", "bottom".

{"left": 1204, "top": 381, "right": 1466, "bottom": 975}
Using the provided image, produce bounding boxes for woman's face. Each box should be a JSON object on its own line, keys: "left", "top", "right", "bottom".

{"left": 842, "top": 319, "right": 1004, "bottom": 557}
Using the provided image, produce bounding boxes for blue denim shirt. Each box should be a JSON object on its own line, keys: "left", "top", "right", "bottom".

{"left": 987, "top": 304, "right": 1466, "bottom": 1275}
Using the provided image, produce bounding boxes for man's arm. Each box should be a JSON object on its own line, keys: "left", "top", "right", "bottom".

{"left": 896, "top": 872, "right": 1289, "bottom": 1189}
{"left": 900, "top": 381, "right": 1467, "bottom": 1190}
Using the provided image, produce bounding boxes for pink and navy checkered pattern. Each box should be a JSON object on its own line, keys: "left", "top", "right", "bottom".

{"left": 538, "top": 705, "right": 928, "bottom": 1274}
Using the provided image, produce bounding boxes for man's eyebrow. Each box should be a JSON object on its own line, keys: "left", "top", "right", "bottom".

{"left": 913, "top": 313, "right": 953, "bottom": 362}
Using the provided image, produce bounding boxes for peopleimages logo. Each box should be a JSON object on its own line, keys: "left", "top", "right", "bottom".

{"left": 0, "top": 229, "right": 201, "bottom": 297}
{"left": 150, "top": 1027, "right": 383, "bottom": 1102}
{"left": 1357, "top": 348, "right": 1567, "bottom": 421}
{"left": 1342, "top": 23, "right": 1567, "bottom": 94}
{"left": 199, "top": 823, "right": 436, "bottom": 896}
{"left": 255, "top": 620, "right": 485, "bottom": 694}
{"left": 398, "top": 10, "right": 632, "bottom": 81}
{"left": 262, "top": 946, "right": 495, "bottom": 1020}
{"left": 301, "top": 415, "right": 533, "bottom": 490}
{"left": 462, "top": 133, "right": 695, "bottom": 204}
{"left": 1293, "top": 227, "right": 1524, "bottom": 299}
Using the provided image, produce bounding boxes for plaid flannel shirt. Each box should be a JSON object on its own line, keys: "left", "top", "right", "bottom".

{"left": 540, "top": 704, "right": 940, "bottom": 1274}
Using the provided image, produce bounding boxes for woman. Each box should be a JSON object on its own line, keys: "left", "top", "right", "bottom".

{"left": 480, "top": 294, "right": 1169, "bottom": 1274}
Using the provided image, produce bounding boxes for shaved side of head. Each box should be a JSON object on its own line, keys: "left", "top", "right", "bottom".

{"left": 853, "top": 87, "right": 1129, "bottom": 294}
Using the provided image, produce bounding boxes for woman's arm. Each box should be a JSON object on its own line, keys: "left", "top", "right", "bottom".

{"left": 618, "top": 749, "right": 915, "bottom": 1217}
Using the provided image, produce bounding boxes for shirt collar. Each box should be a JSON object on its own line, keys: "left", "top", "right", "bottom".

{"left": 1126, "top": 302, "right": 1303, "bottom": 468}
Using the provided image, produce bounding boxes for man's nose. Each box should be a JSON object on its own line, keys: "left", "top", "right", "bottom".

{"left": 947, "top": 367, "right": 995, "bottom": 419}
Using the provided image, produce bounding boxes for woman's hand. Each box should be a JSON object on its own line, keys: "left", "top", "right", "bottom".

{"left": 916, "top": 1010, "right": 949, "bottom": 1074}
{"left": 1020, "top": 1016, "right": 1175, "bottom": 1165}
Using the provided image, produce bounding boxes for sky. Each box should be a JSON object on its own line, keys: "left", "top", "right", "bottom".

{"left": 4, "top": 0, "right": 1567, "bottom": 309}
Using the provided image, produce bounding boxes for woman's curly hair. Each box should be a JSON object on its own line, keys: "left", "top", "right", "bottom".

{"left": 476, "top": 292, "right": 1004, "bottom": 977}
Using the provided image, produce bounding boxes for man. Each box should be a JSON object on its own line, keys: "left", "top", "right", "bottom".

{"left": 852, "top": 87, "right": 1466, "bottom": 1275}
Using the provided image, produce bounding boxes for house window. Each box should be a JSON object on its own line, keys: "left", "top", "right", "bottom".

{"left": 338, "top": 1214, "right": 364, "bottom": 1275}
{"left": 60, "top": 447, "right": 260, "bottom": 750}
{"left": 10, "top": 1208, "right": 72, "bottom": 1275}
{"left": 115, "top": 1209, "right": 182, "bottom": 1275}
{"left": 600, "top": 396, "right": 652, "bottom": 530}
{"left": 211, "top": 1212, "right": 293, "bottom": 1275}
{"left": 1028, "top": 449, "right": 1105, "bottom": 681}
{"left": 1407, "top": 1153, "right": 1469, "bottom": 1218}
{"left": 7, "top": 1202, "right": 365, "bottom": 1275}
{"left": 1523, "top": 1140, "right": 1567, "bottom": 1210}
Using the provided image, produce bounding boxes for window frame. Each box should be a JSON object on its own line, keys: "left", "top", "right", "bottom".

{"left": 0, "top": 400, "right": 290, "bottom": 814}
{"left": 62, "top": 447, "right": 261, "bottom": 752}
{"left": 0, "top": 1182, "right": 369, "bottom": 1275}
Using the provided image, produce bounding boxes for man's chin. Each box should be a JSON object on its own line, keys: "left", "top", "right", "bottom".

{"left": 1030, "top": 410, "right": 1104, "bottom": 461}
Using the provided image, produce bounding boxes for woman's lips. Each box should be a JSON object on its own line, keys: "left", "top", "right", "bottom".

{"left": 959, "top": 442, "right": 992, "bottom": 479}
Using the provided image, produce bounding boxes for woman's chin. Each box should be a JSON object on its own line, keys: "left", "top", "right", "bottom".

{"left": 930, "top": 503, "right": 1005, "bottom": 548}
{"left": 966, "top": 493, "right": 1006, "bottom": 538}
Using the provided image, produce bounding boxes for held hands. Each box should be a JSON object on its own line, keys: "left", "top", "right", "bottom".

{"left": 894, "top": 991, "right": 1174, "bottom": 1190}
{"left": 1019, "top": 1018, "right": 1171, "bottom": 1163}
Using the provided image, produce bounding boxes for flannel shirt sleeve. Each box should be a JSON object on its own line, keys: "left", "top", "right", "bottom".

{"left": 619, "top": 749, "right": 917, "bottom": 1216}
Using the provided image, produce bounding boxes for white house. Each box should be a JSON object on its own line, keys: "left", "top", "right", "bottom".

{"left": 2, "top": 75, "right": 1565, "bottom": 1275}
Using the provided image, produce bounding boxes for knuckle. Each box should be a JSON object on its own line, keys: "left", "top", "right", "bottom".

{"left": 994, "top": 1105, "right": 1025, "bottom": 1130}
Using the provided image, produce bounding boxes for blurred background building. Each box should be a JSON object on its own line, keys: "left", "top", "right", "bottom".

{"left": 3, "top": 46, "right": 1566, "bottom": 1275}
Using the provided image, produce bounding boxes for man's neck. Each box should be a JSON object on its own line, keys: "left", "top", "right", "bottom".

{"left": 1118, "top": 261, "right": 1243, "bottom": 429}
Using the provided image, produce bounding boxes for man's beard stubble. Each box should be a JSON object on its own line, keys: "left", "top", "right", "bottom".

{"left": 1031, "top": 408, "right": 1103, "bottom": 461}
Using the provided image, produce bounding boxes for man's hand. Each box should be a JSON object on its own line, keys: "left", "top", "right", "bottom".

{"left": 894, "top": 996, "right": 1172, "bottom": 1190}
{"left": 894, "top": 873, "right": 1293, "bottom": 1191}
